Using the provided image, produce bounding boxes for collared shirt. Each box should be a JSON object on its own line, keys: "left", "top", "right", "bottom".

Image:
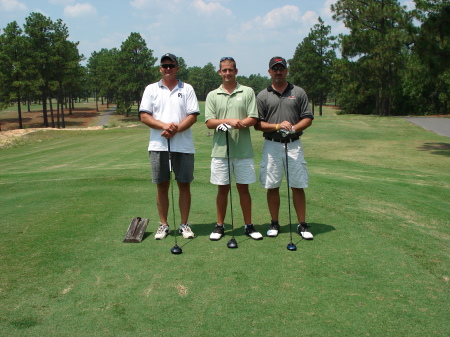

{"left": 257, "top": 82, "right": 314, "bottom": 140}
{"left": 205, "top": 83, "right": 258, "bottom": 158}
{"left": 139, "top": 79, "right": 199, "bottom": 153}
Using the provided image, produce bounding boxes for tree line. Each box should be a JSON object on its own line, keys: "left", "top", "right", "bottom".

{"left": 1, "top": 1, "right": 448, "bottom": 129}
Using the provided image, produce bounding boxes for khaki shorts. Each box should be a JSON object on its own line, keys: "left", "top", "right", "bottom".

{"left": 210, "top": 157, "right": 256, "bottom": 185}
{"left": 259, "top": 139, "right": 309, "bottom": 189}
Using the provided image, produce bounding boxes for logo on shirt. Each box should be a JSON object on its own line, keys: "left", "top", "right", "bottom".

{"left": 289, "top": 96, "right": 295, "bottom": 100}
{"left": 178, "top": 93, "right": 183, "bottom": 98}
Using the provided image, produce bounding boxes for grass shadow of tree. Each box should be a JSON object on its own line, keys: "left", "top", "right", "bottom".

{"left": 417, "top": 142, "right": 450, "bottom": 157}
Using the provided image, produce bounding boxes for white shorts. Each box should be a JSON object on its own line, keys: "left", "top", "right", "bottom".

{"left": 259, "top": 139, "right": 309, "bottom": 189}
{"left": 210, "top": 157, "right": 256, "bottom": 185}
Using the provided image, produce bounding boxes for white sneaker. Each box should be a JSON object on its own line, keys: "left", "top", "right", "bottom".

{"left": 244, "top": 224, "right": 263, "bottom": 240}
{"left": 298, "top": 223, "right": 313, "bottom": 240}
{"left": 179, "top": 223, "right": 194, "bottom": 239}
{"left": 154, "top": 224, "right": 169, "bottom": 240}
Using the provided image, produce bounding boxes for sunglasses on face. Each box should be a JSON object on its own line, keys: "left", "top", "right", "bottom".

{"left": 161, "top": 64, "right": 177, "bottom": 69}
{"left": 271, "top": 66, "right": 286, "bottom": 72}
{"left": 220, "top": 57, "right": 235, "bottom": 62}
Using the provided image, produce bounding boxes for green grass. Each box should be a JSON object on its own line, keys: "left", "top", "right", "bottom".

{"left": 0, "top": 114, "right": 449, "bottom": 336}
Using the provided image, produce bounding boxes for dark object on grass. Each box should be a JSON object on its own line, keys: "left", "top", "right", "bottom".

{"left": 227, "top": 237, "right": 238, "bottom": 249}
{"left": 123, "top": 217, "right": 149, "bottom": 243}
{"left": 171, "top": 244, "right": 183, "bottom": 254}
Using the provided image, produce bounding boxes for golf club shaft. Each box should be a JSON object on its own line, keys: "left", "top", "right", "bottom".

{"left": 285, "top": 142, "right": 294, "bottom": 243}
{"left": 168, "top": 138, "right": 178, "bottom": 246}
{"left": 225, "top": 131, "right": 236, "bottom": 238}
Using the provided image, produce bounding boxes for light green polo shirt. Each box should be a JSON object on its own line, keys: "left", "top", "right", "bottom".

{"left": 205, "top": 83, "right": 258, "bottom": 158}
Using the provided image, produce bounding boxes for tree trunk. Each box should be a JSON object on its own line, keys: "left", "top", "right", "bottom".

{"left": 49, "top": 96, "right": 55, "bottom": 128}
{"left": 17, "top": 93, "right": 23, "bottom": 129}
{"left": 42, "top": 89, "right": 49, "bottom": 128}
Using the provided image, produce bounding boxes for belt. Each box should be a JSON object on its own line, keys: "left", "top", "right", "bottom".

{"left": 265, "top": 136, "right": 299, "bottom": 143}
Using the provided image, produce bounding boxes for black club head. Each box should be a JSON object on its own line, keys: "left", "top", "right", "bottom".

{"left": 227, "top": 238, "right": 238, "bottom": 249}
{"left": 170, "top": 245, "right": 183, "bottom": 254}
{"left": 287, "top": 242, "right": 297, "bottom": 251}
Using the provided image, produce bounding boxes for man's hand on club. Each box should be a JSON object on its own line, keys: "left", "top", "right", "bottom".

{"left": 280, "top": 127, "right": 295, "bottom": 137}
{"left": 216, "top": 123, "right": 233, "bottom": 132}
{"left": 161, "top": 122, "right": 178, "bottom": 139}
{"left": 278, "top": 121, "right": 295, "bottom": 137}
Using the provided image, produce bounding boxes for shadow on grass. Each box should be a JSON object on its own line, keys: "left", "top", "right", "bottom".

{"left": 417, "top": 142, "right": 450, "bottom": 157}
{"left": 138, "top": 222, "right": 335, "bottom": 243}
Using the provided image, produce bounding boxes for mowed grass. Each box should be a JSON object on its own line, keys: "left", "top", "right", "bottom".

{"left": 0, "top": 110, "right": 449, "bottom": 336}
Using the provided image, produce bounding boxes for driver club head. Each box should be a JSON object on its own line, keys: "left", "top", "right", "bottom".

{"left": 287, "top": 242, "right": 297, "bottom": 251}
{"left": 227, "top": 238, "right": 238, "bottom": 249}
{"left": 170, "top": 244, "right": 183, "bottom": 255}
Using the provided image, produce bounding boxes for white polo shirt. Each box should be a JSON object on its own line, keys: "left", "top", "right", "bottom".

{"left": 139, "top": 80, "right": 200, "bottom": 153}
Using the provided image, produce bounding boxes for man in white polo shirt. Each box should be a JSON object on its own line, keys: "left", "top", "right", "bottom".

{"left": 139, "top": 53, "right": 200, "bottom": 240}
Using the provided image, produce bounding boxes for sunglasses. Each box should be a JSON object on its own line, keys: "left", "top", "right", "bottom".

{"left": 220, "top": 57, "right": 235, "bottom": 62}
{"left": 161, "top": 64, "right": 177, "bottom": 69}
{"left": 271, "top": 66, "right": 286, "bottom": 71}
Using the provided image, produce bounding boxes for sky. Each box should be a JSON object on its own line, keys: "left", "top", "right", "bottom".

{"left": 1, "top": 0, "right": 415, "bottom": 77}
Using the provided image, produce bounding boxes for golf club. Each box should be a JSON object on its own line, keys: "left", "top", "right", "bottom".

{"left": 168, "top": 138, "right": 182, "bottom": 255}
{"left": 225, "top": 130, "right": 238, "bottom": 249}
{"left": 285, "top": 142, "right": 297, "bottom": 251}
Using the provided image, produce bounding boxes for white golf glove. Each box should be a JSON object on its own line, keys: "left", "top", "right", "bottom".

{"left": 279, "top": 127, "right": 295, "bottom": 137}
{"left": 216, "top": 123, "right": 233, "bottom": 132}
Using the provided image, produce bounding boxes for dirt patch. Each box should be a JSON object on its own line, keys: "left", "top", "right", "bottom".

{"left": 1, "top": 107, "right": 101, "bottom": 131}
{"left": 0, "top": 126, "right": 104, "bottom": 148}
{"left": 0, "top": 104, "right": 116, "bottom": 147}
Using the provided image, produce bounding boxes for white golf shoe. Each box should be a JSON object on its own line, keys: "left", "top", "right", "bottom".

{"left": 244, "top": 224, "right": 263, "bottom": 240}
{"left": 267, "top": 221, "right": 280, "bottom": 237}
{"left": 297, "top": 223, "right": 313, "bottom": 240}
{"left": 210, "top": 224, "right": 225, "bottom": 241}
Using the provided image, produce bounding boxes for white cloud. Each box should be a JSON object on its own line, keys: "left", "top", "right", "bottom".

{"left": 0, "top": 0, "right": 27, "bottom": 11}
{"left": 321, "top": 0, "right": 336, "bottom": 19}
{"left": 262, "top": 5, "right": 300, "bottom": 28}
{"left": 64, "top": 3, "right": 97, "bottom": 17}
{"left": 130, "top": 0, "right": 185, "bottom": 11}
{"left": 302, "top": 10, "right": 318, "bottom": 27}
{"left": 49, "top": 0, "right": 74, "bottom": 5}
{"left": 192, "top": 0, "right": 232, "bottom": 16}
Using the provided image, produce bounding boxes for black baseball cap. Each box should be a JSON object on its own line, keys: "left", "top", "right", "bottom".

{"left": 161, "top": 53, "right": 178, "bottom": 64}
{"left": 269, "top": 56, "right": 287, "bottom": 68}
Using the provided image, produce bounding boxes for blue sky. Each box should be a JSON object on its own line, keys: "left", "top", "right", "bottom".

{"left": 1, "top": 0, "right": 415, "bottom": 76}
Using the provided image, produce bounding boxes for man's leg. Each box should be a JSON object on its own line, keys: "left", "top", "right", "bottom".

{"left": 156, "top": 180, "right": 170, "bottom": 224}
{"left": 236, "top": 183, "right": 252, "bottom": 225}
{"left": 267, "top": 187, "right": 280, "bottom": 221}
{"left": 177, "top": 181, "right": 191, "bottom": 225}
{"left": 292, "top": 187, "right": 306, "bottom": 224}
{"left": 216, "top": 184, "right": 230, "bottom": 224}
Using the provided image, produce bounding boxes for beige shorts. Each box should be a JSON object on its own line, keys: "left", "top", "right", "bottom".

{"left": 210, "top": 157, "right": 256, "bottom": 185}
{"left": 259, "top": 139, "right": 309, "bottom": 189}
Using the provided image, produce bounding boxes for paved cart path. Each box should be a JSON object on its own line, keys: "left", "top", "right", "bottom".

{"left": 404, "top": 117, "right": 450, "bottom": 138}
{"left": 98, "top": 107, "right": 117, "bottom": 126}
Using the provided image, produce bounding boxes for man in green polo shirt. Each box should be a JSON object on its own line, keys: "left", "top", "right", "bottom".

{"left": 205, "top": 57, "right": 262, "bottom": 241}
